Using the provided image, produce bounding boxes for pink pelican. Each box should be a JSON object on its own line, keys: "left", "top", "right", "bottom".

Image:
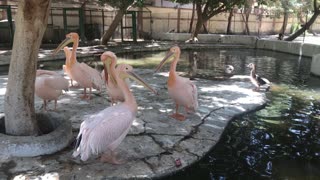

{"left": 53, "top": 32, "right": 103, "bottom": 99}
{"left": 62, "top": 46, "right": 76, "bottom": 87}
{"left": 35, "top": 69, "right": 69, "bottom": 111}
{"left": 155, "top": 46, "right": 198, "bottom": 121}
{"left": 100, "top": 51, "right": 131, "bottom": 105}
{"left": 73, "top": 61, "right": 157, "bottom": 164}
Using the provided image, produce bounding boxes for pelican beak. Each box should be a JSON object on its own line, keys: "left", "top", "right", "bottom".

{"left": 103, "top": 63, "right": 109, "bottom": 85}
{"left": 52, "top": 37, "right": 73, "bottom": 55}
{"left": 106, "top": 58, "right": 117, "bottom": 85}
{"left": 102, "top": 58, "right": 117, "bottom": 85}
{"left": 124, "top": 71, "right": 157, "bottom": 95}
{"left": 155, "top": 51, "right": 174, "bottom": 73}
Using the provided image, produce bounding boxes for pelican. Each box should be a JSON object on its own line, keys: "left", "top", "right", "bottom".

{"left": 62, "top": 46, "right": 75, "bottom": 87}
{"left": 35, "top": 69, "right": 69, "bottom": 111}
{"left": 155, "top": 46, "right": 198, "bottom": 121}
{"left": 53, "top": 32, "right": 103, "bottom": 99}
{"left": 73, "top": 61, "right": 157, "bottom": 164}
{"left": 247, "top": 63, "right": 270, "bottom": 91}
{"left": 100, "top": 51, "right": 131, "bottom": 105}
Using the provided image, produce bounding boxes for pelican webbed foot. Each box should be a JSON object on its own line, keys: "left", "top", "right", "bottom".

{"left": 100, "top": 151, "right": 125, "bottom": 165}
{"left": 170, "top": 113, "right": 186, "bottom": 121}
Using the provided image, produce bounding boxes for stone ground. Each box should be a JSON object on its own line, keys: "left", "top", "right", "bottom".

{"left": 0, "top": 68, "right": 267, "bottom": 179}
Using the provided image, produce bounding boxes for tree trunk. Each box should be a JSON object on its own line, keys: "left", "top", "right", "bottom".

{"left": 202, "top": 23, "right": 208, "bottom": 34}
{"left": 188, "top": 0, "right": 196, "bottom": 33}
{"left": 177, "top": 7, "right": 181, "bottom": 33}
{"left": 226, "top": 9, "right": 233, "bottom": 34}
{"left": 191, "top": 16, "right": 204, "bottom": 40}
{"left": 101, "top": 8, "right": 126, "bottom": 45}
{"left": 285, "top": 11, "right": 320, "bottom": 41}
{"left": 0, "top": 0, "right": 8, "bottom": 20}
{"left": 191, "top": 2, "right": 205, "bottom": 40}
{"left": 241, "top": 8, "right": 250, "bottom": 35}
{"left": 4, "top": 0, "right": 51, "bottom": 136}
{"left": 245, "top": 13, "right": 250, "bottom": 35}
{"left": 280, "top": 10, "right": 288, "bottom": 35}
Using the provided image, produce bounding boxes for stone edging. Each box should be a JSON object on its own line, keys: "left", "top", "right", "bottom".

{"left": 0, "top": 112, "right": 73, "bottom": 157}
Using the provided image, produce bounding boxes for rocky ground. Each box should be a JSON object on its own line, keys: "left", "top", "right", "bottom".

{"left": 0, "top": 68, "right": 267, "bottom": 179}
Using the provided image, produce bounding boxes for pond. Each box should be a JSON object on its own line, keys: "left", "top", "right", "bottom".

{"left": 116, "top": 48, "right": 320, "bottom": 179}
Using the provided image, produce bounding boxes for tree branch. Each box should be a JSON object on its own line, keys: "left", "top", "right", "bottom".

{"left": 207, "top": 4, "right": 226, "bottom": 19}
{"left": 314, "top": 0, "right": 319, "bottom": 13}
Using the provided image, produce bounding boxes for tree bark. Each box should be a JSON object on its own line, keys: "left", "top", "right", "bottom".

{"left": 0, "top": 0, "right": 8, "bottom": 20}
{"left": 4, "top": 0, "right": 51, "bottom": 135}
{"left": 280, "top": 10, "right": 288, "bottom": 35}
{"left": 285, "top": 10, "right": 319, "bottom": 41}
{"left": 226, "top": 9, "right": 233, "bottom": 34}
{"left": 191, "top": 2, "right": 205, "bottom": 40}
{"left": 101, "top": 8, "right": 126, "bottom": 45}
{"left": 188, "top": 0, "right": 196, "bottom": 33}
{"left": 241, "top": 8, "right": 251, "bottom": 35}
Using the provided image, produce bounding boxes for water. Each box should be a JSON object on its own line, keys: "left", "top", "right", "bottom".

{"left": 117, "top": 48, "right": 320, "bottom": 179}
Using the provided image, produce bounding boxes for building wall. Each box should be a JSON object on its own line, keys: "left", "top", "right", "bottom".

{"left": 146, "top": 6, "right": 319, "bottom": 36}
{"left": 1, "top": 2, "right": 320, "bottom": 44}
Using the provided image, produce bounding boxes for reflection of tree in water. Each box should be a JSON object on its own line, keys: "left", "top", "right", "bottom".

{"left": 188, "top": 51, "right": 198, "bottom": 80}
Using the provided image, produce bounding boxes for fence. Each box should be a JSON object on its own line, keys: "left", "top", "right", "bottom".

{"left": 1, "top": 4, "right": 320, "bottom": 46}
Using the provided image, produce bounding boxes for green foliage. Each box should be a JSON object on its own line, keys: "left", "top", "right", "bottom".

{"left": 170, "top": 0, "right": 246, "bottom": 10}
{"left": 290, "top": 23, "right": 300, "bottom": 33}
{"left": 98, "top": 0, "right": 144, "bottom": 9}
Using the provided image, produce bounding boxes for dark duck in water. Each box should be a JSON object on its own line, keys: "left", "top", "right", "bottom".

{"left": 247, "top": 63, "right": 270, "bottom": 91}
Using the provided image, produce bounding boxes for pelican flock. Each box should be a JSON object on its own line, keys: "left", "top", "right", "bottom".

{"left": 31, "top": 32, "right": 271, "bottom": 164}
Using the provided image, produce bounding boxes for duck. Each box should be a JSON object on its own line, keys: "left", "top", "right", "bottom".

{"left": 53, "top": 32, "right": 104, "bottom": 99}
{"left": 155, "top": 46, "right": 198, "bottom": 121}
{"left": 73, "top": 61, "right": 157, "bottom": 163}
{"left": 225, "top": 65, "right": 234, "bottom": 75}
{"left": 247, "top": 63, "right": 270, "bottom": 91}
{"left": 35, "top": 69, "right": 69, "bottom": 110}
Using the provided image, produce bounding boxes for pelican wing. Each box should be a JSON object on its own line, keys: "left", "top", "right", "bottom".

{"left": 79, "top": 63, "right": 104, "bottom": 90}
{"left": 75, "top": 104, "right": 134, "bottom": 161}
{"left": 43, "top": 75, "right": 69, "bottom": 91}
{"left": 36, "top": 69, "right": 60, "bottom": 76}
